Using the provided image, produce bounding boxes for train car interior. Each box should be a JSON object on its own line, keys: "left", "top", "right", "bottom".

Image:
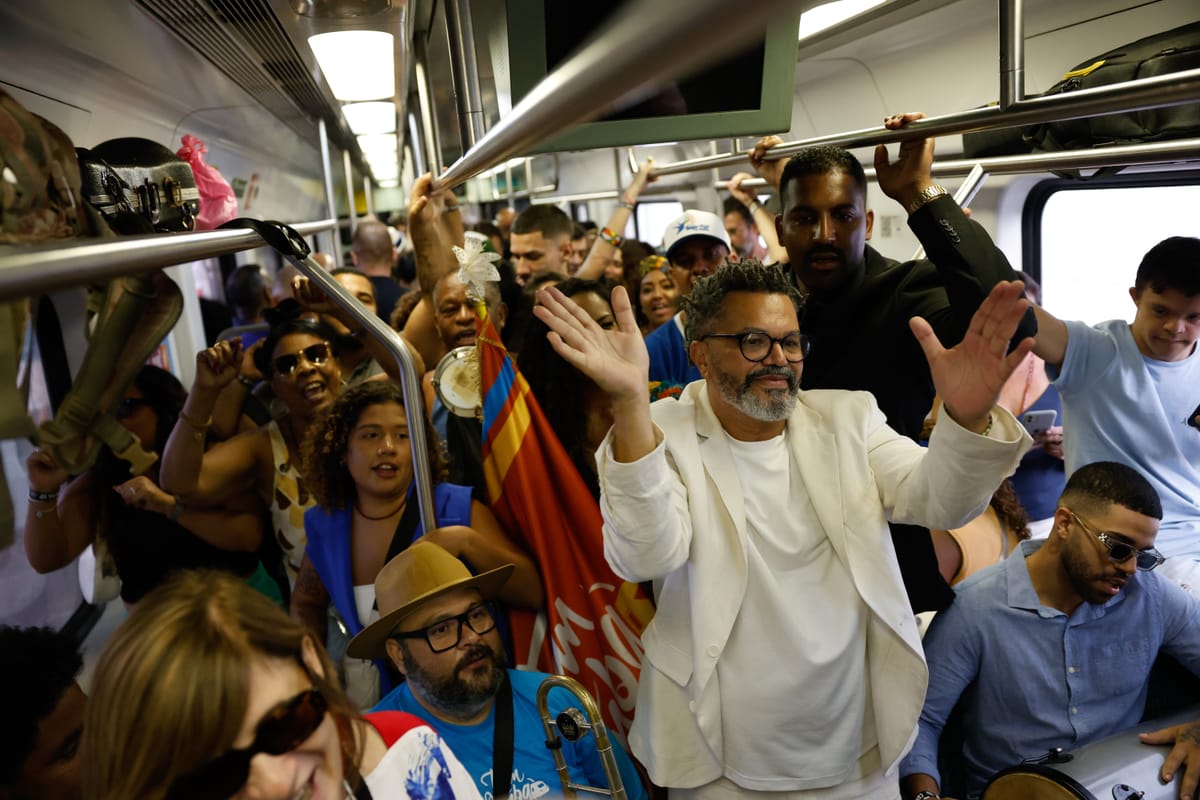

{"left": 1, "top": 0, "right": 1199, "bottom": 796}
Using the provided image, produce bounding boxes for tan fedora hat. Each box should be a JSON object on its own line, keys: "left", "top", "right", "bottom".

{"left": 346, "top": 540, "right": 514, "bottom": 660}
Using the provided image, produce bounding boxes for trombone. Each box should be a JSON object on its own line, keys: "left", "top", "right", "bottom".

{"left": 537, "top": 675, "right": 628, "bottom": 800}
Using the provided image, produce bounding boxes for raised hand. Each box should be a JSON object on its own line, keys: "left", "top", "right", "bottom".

{"left": 910, "top": 281, "right": 1035, "bottom": 432}
{"left": 625, "top": 158, "right": 657, "bottom": 201}
{"left": 293, "top": 275, "right": 337, "bottom": 318}
{"left": 195, "top": 338, "right": 243, "bottom": 392}
{"left": 727, "top": 172, "right": 760, "bottom": 208}
{"left": 533, "top": 284, "right": 649, "bottom": 403}
{"left": 240, "top": 338, "right": 265, "bottom": 383}
{"left": 749, "top": 135, "right": 787, "bottom": 189}
{"left": 874, "top": 112, "right": 936, "bottom": 210}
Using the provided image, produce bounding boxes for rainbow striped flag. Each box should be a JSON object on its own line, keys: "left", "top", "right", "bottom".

{"left": 477, "top": 314, "right": 654, "bottom": 741}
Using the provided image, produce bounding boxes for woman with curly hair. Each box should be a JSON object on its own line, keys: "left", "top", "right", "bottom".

{"left": 291, "top": 380, "right": 543, "bottom": 707}
{"left": 82, "top": 569, "right": 480, "bottom": 800}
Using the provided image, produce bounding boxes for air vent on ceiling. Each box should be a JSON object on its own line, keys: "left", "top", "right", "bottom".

{"left": 136, "top": 0, "right": 346, "bottom": 151}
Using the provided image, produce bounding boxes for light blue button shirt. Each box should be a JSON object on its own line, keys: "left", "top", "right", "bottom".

{"left": 901, "top": 539, "right": 1200, "bottom": 797}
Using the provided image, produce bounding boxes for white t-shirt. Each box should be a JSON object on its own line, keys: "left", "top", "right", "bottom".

{"left": 718, "top": 429, "right": 879, "bottom": 792}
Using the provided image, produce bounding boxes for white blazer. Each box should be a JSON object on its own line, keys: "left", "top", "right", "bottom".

{"left": 597, "top": 383, "right": 1028, "bottom": 789}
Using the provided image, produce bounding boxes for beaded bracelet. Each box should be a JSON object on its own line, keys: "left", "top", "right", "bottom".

{"left": 235, "top": 373, "right": 257, "bottom": 388}
{"left": 599, "top": 227, "right": 624, "bottom": 247}
{"left": 29, "top": 488, "right": 59, "bottom": 503}
{"left": 747, "top": 200, "right": 764, "bottom": 215}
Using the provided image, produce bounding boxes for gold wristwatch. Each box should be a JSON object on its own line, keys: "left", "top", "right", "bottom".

{"left": 907, "top": 184, "right": 948, "bottom": 215}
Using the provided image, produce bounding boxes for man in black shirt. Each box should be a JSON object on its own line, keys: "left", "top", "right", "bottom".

{"left": 751, "top": 112, "right": 1036, "bottom": 610}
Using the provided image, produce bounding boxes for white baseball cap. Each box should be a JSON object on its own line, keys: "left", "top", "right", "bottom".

{"left": 662, "top": 209, "right": 732, "bottom": 262}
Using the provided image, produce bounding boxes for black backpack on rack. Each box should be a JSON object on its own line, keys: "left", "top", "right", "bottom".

{"left": 963, "top": 22, "right": 1200, "bottom": 158}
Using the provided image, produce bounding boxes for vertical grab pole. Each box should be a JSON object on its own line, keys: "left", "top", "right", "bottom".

{"left": 999, "top": 0, "right": 1025, "bottom": 110}
{"left": 445, "top": 0, "right": 487, "bottom": 148}
{"left": 414, "top": 38, "right": 444, "bottom": 173}
{"left": 343, "top": 150, "right": 358, "bottom": 236}
{"left": 318, "top": 118, "right": 339, "bottom": 254}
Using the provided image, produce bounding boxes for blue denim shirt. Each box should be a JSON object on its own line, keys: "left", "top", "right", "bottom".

{"left": 901, "top": 539, "right": 1200, "bottom": 797}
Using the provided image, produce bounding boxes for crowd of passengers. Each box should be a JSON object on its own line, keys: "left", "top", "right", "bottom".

{"left": 6, "top": 112, "right": 1200, "bottom": 800}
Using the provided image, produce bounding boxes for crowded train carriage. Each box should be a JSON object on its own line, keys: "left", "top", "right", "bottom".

{"left": 2, "top": 0, "right": 1200, "bottom": 798}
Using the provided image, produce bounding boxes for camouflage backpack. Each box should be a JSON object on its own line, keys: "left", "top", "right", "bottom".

{"left": 0, "top": 89, "right": 183, "bottom": 559}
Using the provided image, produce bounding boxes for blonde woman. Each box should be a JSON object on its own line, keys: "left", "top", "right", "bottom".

{"left": 82, "top": 569, "right": 481, "bottom": 800}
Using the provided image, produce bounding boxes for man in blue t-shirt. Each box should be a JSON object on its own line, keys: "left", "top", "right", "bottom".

{"left": 1027, "top": 236, "right": 1200, "bottom": 588}
{"left": 349, "top": 541, "right": 646, "bottom": 800}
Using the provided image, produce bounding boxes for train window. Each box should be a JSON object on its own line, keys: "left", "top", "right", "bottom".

{"left": 1025, "top": 173, "right": 1200, "bottom": 324}
{"left": 632, "top": 201, "right": 685, "bottom": 249}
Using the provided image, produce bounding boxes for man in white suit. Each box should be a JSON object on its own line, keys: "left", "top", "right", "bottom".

{"left": 533, "top": 260, "right": 1033, "bottom": 800}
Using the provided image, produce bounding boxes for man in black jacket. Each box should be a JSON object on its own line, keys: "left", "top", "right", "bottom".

{"left": 751, "top": 112, "right": 1036, "bottom": 611}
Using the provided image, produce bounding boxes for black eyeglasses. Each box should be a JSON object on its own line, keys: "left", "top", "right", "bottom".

{"left": 115, "top": 396, "right": 153, "bottom": 420}
{"left": 390, "top": 603, "right": 496, "bottom": 653}
{"left": 272, "top": 342, "right": 330, "bottom": 376}
{"left": 697, "top": 331, "right": 812, "bottom": 363}
{"left": 166, "top": 687, "right": 328, "bottom": 800}
{"left": 1067, "top": 509, "right": 1166, "bottom": 571}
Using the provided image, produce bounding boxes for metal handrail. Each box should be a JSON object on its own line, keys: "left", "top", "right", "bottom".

{"left": 0, "top": 219, "right": 336, "bottom": 301}
{"left": 431, "top": 0, "right": 799, "bottom": 192}
{"left": 713, "top": 137, "right": 1200, "bottom": 191}
{"left": 284, "top": 248, "right": 437, "bottom": 533}
{"left": 650, "top": 67, "right": 1200, "bottom": 177}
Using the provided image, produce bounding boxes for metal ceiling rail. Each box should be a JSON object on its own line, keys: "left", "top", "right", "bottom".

{"left": 431, "top": 0, "right": 801, "bottom": 193}
{"left": 718, "top": 136, "right": 1200, "bottom": 191}
{"left": 0, "top": 219, "right": 335, "bottom": 302}
{"left": 652, "top": 68, "right": 1200, "bottom": 177}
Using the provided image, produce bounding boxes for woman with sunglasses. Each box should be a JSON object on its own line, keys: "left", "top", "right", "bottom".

{"left": 83, "top": 569, "right": 482, "bottom": 800}
{"left": 24, "top": 366, "right": 263, "bottom": 605}
{"left": 293, "top": 380, "right": 543, "bottom": 707}
{"left": 161, "top": 317, "right": 345, "bottom": 589}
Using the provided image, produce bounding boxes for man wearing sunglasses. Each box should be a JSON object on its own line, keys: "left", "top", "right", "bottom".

{"left": 350, "top": 541, "right": 647, "bottom": 800}
{"left": 534, "top": 261, "right": 1034, "bottom": 799}
{"left": 901, "top": 460, "right": 1200, "bottom": 800}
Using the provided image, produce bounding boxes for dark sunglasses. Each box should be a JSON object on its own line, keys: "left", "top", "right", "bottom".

{"left": 165, "top": 687, "right": 328, "bottom": 800}
{"left": 272, "top": 342, "right": 330, "bottom": 376}
{"left": 115, "top": 396, "right": 153, "bottom": 420}
{"left": 1068, "top": 509, "right": 1166, "bottom": 572}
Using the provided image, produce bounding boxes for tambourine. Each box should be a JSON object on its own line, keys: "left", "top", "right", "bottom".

{"left": 432, "top": 346, "right": 481, "bottom": 419}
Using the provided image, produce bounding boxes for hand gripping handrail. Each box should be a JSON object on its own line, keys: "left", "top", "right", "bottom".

{"left": 650, "top": 67, "right": 1200, "bottom": 177}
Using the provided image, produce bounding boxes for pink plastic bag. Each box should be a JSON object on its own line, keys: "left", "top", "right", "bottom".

{"left": 176, "top": 135, "right": 238, "bottom": 230}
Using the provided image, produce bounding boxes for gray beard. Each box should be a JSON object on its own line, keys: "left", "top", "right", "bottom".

{"left": 714, "top": 365, "right": 799, "bottom": 422}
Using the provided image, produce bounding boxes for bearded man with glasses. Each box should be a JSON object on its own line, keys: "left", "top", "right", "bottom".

{"left": 533, "top": 260, "right": 1035, "bottom": 800}
{"left": 901, "top": 460, "right": 1200, "bottom": 800}
{"left": 354, "top": 541, "right": 648, "bottom": 800}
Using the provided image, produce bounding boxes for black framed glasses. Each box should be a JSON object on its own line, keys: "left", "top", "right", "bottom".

{"left": 115, "top": 396, "right": 153, "bottom": 419}
{"left": 697, "top": 331, "right": 812, "bottom": 363}
{"left": 272, "top": 342, "right": 330, "bottom": 376}
{"left": 1067, "top": 509, "right": 1166, "bottom": 571}
{"left": 390, "top": 603, "right": 497, "bottom": 653}
{"left": 165, "top": 686, "right": 328, "bottom": 800}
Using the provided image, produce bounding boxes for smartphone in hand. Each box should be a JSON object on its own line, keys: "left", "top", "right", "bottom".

{"left": 1019, "top": 409, "right": 1057, "bottom": 437}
